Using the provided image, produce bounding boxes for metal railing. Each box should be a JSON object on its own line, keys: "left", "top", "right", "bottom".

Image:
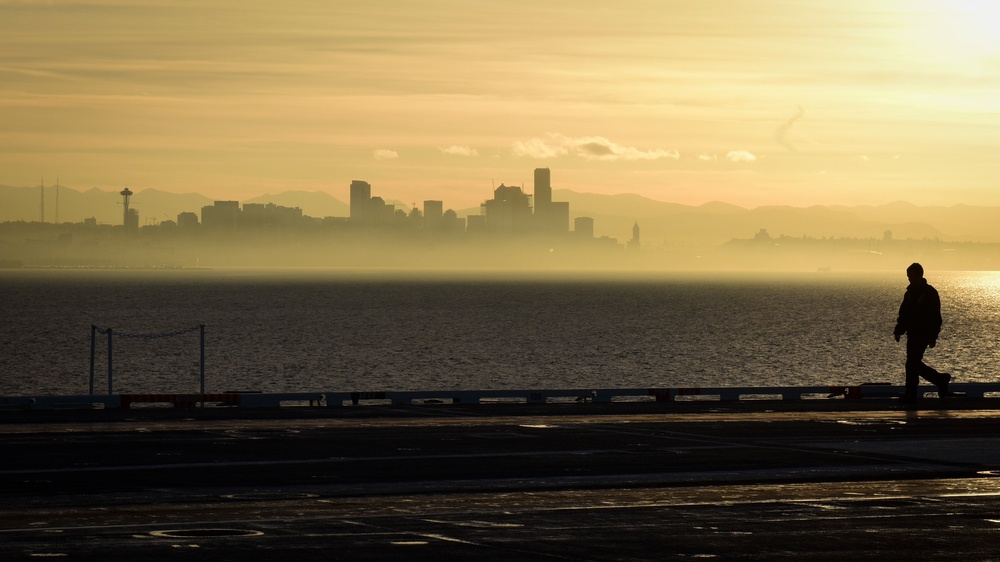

{"left": 5, "top": 383, "right": 1000, "bottom": 410}
{"left": 90, "top": 324, "right": 205, "bottom": 399}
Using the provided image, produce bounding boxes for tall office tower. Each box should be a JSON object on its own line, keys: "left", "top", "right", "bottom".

{"left": 534, "top": 168, "right": 551, "bottom": 211}
{"left": 574, "top": 216, "right": 594, "bottom": 239}
{"left": 423, "top": 200, "right": 443, "bottom": 220}
{"left": 350, "top": 180, "right": 372, "bottom": 223}
{"left": 423, "top": 200, "right": 443, "bottom": 231}
{"left": 628, "top": 222, "right": 641, "bottom": 250}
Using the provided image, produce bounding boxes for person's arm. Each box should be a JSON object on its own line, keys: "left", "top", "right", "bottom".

{"left": 894, "top": 294, "right": 908, "bottom": 341}
{"left": 929, "top": 289, "right": 942, "bottom": 346}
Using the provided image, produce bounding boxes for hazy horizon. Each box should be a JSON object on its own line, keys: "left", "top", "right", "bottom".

{"left": 3, "top": 2, "right": 999, "bottom": 210}
{"left": 4, "top": 179, "right": 1000, "bottom": 220}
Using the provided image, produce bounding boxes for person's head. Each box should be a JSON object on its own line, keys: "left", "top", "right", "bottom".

{"left": 906, "top": 262, "right": 924, "bottom": 282}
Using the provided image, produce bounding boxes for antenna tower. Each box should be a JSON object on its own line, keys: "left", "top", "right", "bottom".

{"left": 39, "top": 175, "right": 45, "bottom": 223}
{"left": 120, "top": 186, "right": 133, "bottom": 230}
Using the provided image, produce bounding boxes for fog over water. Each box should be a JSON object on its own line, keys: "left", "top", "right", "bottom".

{"left": 2, "top": 269, "right": 999, "bottom": 396}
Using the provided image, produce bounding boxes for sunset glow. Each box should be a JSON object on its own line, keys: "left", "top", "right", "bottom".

{"left": 1, "top": 1, "right": 998, "bottom": 209}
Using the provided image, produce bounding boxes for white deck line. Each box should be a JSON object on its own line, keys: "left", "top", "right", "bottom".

{"left": 4, "top": 383, "right": 1000, "bottom": 410}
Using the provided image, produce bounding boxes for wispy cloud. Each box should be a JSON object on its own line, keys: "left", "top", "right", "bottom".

{"left": 373, "top": 149, "right": 398, "bottom": 160}
{"left": 439, "top": 145, "right": 478, "bottom": 157}
{"left": 726, "top": 150, "right": 757, "bottom": 162}
{"left": 775, "top": 105, "right": 805, "bottom": 151}
{"left": 512, "top": 137, "right": 568, "bottom": 159}
{"left": 774, "top": 106, "right": 822, "bottom": 152}
{"left": 513, "top": 133, "right": 679, "bottom": 161}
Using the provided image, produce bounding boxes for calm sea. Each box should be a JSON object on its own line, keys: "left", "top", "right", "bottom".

{"left": 2, "top": 269, "right": 1000, "bottom": 396}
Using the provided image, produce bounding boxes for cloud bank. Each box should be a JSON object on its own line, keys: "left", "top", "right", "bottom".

{"left": 513, "top": 134, "right": 679, "bottom": 161}
{"left": 726, "top": 150, "right": 757, "bottom": 162}
{"left": 439, "top": 145, "right": 478, "bottom": 157}
{"left": 373, "top": 149, "right": 399, "bottom": 160}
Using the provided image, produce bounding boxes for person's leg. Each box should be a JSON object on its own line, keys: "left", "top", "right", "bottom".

{"left": 904, "top": 336, "right": 926, "bottom": 399}
{"left": 906, "top": 336, "right": 950, "bottom": 396}
{"left": 919, "top": 363, "right": 949, "bottom": 387}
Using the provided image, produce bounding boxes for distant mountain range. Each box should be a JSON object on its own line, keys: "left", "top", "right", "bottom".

{"left": 2, "top": 184, "right": 999, "bottom": 245}
{"left": 550, "top": 190, "right": 989, "bottom": 245}
{"left": 0, "top": 184, "right": 350, "bottom": 226}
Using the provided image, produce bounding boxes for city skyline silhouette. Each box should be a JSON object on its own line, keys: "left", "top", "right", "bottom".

{"left": 3, "top": 170, "right": 1000, "bottom": 271}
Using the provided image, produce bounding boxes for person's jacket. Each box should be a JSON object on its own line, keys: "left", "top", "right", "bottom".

{"left": 894, "top": 278, "right": 942, "bottom": 342}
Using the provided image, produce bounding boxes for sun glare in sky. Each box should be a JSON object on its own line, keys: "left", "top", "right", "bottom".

{"left": 1, "top": 0, "right": 998, "bottom": 209}
{"left": 916, "top": 1, "right": 1000, "bottom": 60}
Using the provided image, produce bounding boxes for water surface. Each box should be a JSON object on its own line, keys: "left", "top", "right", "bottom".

{"left": 2, "top": 269, "right": 998, "bottom": 395}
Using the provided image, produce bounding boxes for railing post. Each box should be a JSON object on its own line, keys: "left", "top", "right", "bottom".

{"left": 107, "top": 327, "right": 113, "bottom": 395}
{"left": 200, "top": 324, "right": 206, "bottom": 407}
{"left": 89, "top": 325, "right": 96, "bottom": 395}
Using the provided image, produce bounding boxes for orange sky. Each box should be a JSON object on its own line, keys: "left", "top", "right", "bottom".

{"left": 1, "top": 0, "right": 999, "bottom": 210}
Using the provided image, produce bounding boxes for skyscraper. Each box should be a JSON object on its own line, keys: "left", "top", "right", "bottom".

{"left": 423, "top": 200, "right": 443, "bottom": 232}
{"left": 350, "top": 180, "right": 372, "bottom": 224}
{"left": 533, "top": 168, "right": 568, "bottom": 234}
{"left": 534, "top": 168, "right": 551, "bottom": 210}
{"left": 628, "top": 222, "right": 640, "bottom": 250}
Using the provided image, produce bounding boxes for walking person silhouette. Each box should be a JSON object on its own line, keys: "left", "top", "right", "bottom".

{"left": 893, "top": 263, "right": 952, "bottom": 402}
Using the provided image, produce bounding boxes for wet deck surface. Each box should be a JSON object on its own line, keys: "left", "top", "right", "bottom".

{"left": 3, "top": 400, "right": 1000, "bottom": 560}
